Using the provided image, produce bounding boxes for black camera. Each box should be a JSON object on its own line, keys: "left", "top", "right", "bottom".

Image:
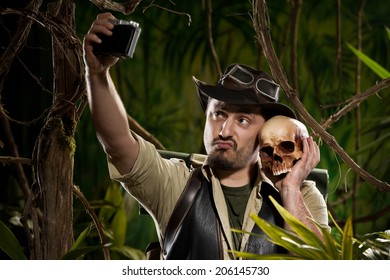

{"left": 94, "top": 19, "right": 141, "bottom": 59}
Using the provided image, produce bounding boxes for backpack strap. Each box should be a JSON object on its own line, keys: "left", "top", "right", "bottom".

{"left": 163, "top": 167, "right": 203, "bottom": 259}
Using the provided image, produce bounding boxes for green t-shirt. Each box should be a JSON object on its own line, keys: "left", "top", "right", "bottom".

{"left": 221, "top": 183, "right": 252, "bottom": 252}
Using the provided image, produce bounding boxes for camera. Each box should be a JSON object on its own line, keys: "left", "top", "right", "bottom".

{"left": 94, "top": 19, "right": 141, "bottom": 59}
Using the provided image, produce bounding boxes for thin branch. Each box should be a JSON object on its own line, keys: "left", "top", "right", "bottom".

{"left": 205, "top": 0, "right": 221, "bottom": 77}
{"left": 290, "top": 0, "right": 301, "bottom": 91}
{"left": 334, "top": 204, "right": 390, "bottom": 228}
{"left": 252, "top": 0, "right": 390, "bottom": 192}
{"left": 352, "top": 204, "right": 390, "bottom": 225}
{"left": 0, "top": 107, "right": 32, "bottom": 198}
{"left": 321, "top": 78, "right": 390, "bottom": 129}
{"left": 0, "top": 8, "right": 86, "bottom": 124}
{"left": 142, "top": 1, "right": 192, "bottom": 26}
{"left": 16, "top": 56, "right": 53, "bottom": 97}
{"left": 127, "top": 114, "right": 166, "bottom": 150}
{"left": 0, "top": 156, "right": 32, "bottom": 165}
{"left": 0, "top": 1, "right": 43, "bottom": 93}
{"left": 89, "top": 0, "right": 141, "bottom": 15}
{"left": 73, "top": 186, "right": 111, "bottom": 260}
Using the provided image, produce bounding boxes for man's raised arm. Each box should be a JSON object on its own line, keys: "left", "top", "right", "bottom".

{"left": 83, "top": 13, "right": 139, "bottom": 175}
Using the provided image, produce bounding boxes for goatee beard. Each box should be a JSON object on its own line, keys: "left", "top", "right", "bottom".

{"left": 207, "top": 150, "right": 240, "bottom": 171}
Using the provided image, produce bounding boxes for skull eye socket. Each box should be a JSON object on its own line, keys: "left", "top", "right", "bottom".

{"left": 260, "top": 146, "right": 274, "bottom": 157}
{"left": 280, "top": 141, "right": 295, "bottom": 153}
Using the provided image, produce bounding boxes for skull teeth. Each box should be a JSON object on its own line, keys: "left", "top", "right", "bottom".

{"left": 272, "top": 165, "right": 292, "bottom": 176}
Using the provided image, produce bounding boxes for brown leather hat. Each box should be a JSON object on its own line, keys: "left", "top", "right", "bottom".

{"left": 193, "top": 64, "right": 296, "bottom": 120}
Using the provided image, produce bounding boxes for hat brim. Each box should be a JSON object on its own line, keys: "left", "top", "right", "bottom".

{"left": 192, "top": 76, "right": 296, "bottom": 119}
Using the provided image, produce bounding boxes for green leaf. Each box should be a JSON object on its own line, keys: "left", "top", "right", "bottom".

{"left": 63, "top": 223, "right": 112, "bottom": 260}
{"left": 69, "top": 223, "right": 93, "bottom": 251}
{"left": 355, "top": 231, "right": 390, "bottom": 259}
{"left": 0, "top": 221, "right": 27, "bottom": 260}
{"left": 243, "top": 198, "right": 347, "bottom": 260}
{"left": 328, "top": 211, "right": 343, "bottom": 236}
{"left": 341, "top": 217, "right": 354, "bottom": 259}
{"left": 268, "top": 196, "right": 327, "bottom": 251}
{"left": 347, "top": 43, "right": 390, "bottom": 79}
{"left": 110, "top": 245, "right": 146, "bottom": 260}
{"left": 319, "top": 224, "right": 341, "bottom": 259}
{"left": 250, "top": 213, "right": 325, "bottom": 259}
{"left": 110, "top": 203, "right": 127, "bottom": 246}
{"left": 61, "top": 245, "right": 102, "bottom": 260}
{"left": 234, "top": 251, "right": 299, "bottom": 260}
{"left": 97, "top": 184, "right": 128, "bottom": 246}
{"left": 99, "top": 184, "right": 124, "bottom": 225}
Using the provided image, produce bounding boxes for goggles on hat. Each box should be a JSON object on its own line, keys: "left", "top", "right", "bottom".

{"left": 219, "top": 64, "right": 280, "bottom": 103}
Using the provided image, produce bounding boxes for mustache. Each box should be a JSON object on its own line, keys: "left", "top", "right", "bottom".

{"left": 211, "top": 136, "right": 237, "bottom": 149}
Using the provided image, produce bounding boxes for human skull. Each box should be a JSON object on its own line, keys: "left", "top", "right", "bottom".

{"left": 259, "top": 115, "right": 309, "bottom": 176}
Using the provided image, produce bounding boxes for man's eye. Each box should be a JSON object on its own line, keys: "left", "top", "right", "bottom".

{"left": 213, "top": 111, "right": 224, "bottom": 118}
{"left": 238, "top": 118, "right": 250, "bottom": 125}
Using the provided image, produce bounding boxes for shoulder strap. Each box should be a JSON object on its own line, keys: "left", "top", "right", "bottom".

{"left": 163, "top": 167, "right": 203, "bottom": 258}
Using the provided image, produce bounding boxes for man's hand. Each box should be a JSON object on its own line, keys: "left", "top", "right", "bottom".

{"left": 83, "top": 12, "right": 119, "bottom": 74}
{"left": 266, "top": 136, "right": 320, "bottom": 192}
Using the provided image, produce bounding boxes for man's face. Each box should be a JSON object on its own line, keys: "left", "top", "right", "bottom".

{"left": 203, "top": 99, "right": 266, "bottom": 172}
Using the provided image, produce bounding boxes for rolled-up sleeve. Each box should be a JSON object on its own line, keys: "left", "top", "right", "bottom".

{"left": 301, "top": 180, "right": 331, "bottom": 232}
{"left": 107, "top": 132, "right": 189, "bottom": 235}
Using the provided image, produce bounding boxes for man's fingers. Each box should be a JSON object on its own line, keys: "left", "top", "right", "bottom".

{"left": 305, "top": 136, "right": 320, "bottom": 167}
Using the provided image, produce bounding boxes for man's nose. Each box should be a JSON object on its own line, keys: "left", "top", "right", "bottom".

{"left": 219, "top": 118, "right": 234, "bottom": 138}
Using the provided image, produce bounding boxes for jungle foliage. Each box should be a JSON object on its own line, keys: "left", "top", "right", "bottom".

{"left": 0, "top": 0, "right": 389, "bottom": 259}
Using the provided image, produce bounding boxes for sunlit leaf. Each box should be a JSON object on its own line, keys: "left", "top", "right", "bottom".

{"left": 234, "top": 250, "right": 299, "bottom": 260}
{"left": 360, "top": 231, "right": 390, "bottom": 259}
{"left": 99, "top": 184, "right": 124, "bottom": 226}
{"left": 268, "top": 196, "right": 327, "bottom": 250}
{"left": 347, "top": 43, "right": 390, "bottom": 79}
{"left": 111, "top": 203, "right": 127, "bottom": 246}
{"left": 341, "top": 217, "right": 354, "bottom": 259}
{"left": 250, "top": 213, "right": 325, "bottom": 259}
{"left": 319, "top": 224, "right": 341, "bottom": 259}
{"left": 70, "top": 223, "right": 93, "bottom": 251}
{"left": 328, "top": 211, "right": 343, "bottom": 235}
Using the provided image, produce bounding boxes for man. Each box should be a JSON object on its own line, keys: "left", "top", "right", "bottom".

{"left": 83, "top": 13, "right": 329, "bottom": 260}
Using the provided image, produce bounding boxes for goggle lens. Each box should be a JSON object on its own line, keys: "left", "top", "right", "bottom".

{"left": 220, "top": 64, "right": 279, "bottom": 103}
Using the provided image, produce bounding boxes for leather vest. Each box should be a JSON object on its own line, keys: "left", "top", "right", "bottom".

{"left": 165, "top": 173, "right": 286, "bottom": 260}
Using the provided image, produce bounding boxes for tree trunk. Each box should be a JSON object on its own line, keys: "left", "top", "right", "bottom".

{"left": 28, "top": 1, "right": 81, "bottom": 259}
{"left": 34, "top": 118, "right": 75, "bottom": 259}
